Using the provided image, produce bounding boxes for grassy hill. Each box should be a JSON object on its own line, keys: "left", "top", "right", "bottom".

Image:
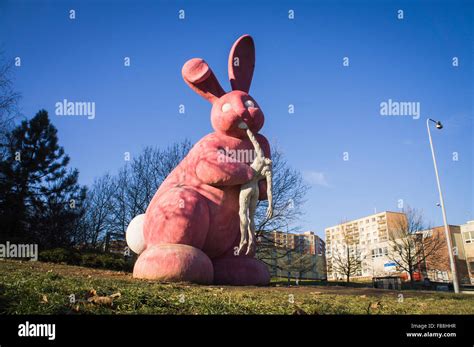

{"left": 0, "top": 260, "right": 473, "bottom": 315}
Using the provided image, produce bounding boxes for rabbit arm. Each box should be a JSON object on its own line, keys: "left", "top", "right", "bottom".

{"left": 195, "top": 151, "right": 255, "bottom": 186}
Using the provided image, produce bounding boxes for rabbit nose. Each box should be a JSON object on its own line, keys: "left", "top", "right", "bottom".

{"left": 236, "top": 109, "right": 251, "bottom": 124}
{"left": 234, "top": 104, "right": 247, "bottom": 116}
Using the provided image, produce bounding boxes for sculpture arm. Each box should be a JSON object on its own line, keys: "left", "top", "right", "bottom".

{"left": 195, "top": 147, "right": 255, "bottom": 186}
{"left": 265, "top": 167, "right": 273, "bottom": 219}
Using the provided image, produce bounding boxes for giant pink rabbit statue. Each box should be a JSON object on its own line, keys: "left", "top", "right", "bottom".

{"left": 126, "top": 34, "right": 271, "bottom": 285}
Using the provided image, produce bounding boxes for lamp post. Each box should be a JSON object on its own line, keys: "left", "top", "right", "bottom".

{"left": 426, "top": 118, "right": 459, "bottom": 293}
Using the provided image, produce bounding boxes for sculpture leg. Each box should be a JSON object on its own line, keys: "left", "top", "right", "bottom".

{"left": 238, "top": 185, "right": 252, "bottom": 255}
{"left": 212, "top": 255, "right": 270, "bottom": 286}
{"left": 245, "top": 191, "right": 258, "bottom": 256}
{"left": 133, "top": 243, "right": 213, "bottom": 284}
{"left": 238, "top": 205, "right": 249, "bottom": 255}
{"left": 133, "top": 187, "right": 213, "bottom": 284}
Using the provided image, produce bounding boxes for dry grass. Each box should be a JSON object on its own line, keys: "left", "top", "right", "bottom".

{"left": 1, "top": 260, "right": 472, "bottom": 315}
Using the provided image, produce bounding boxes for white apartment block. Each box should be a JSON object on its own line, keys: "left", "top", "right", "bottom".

{"left": 325, "top": 211, "right": 406, "bottom": 280}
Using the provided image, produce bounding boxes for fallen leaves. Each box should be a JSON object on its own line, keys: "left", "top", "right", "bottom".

{"left": 66, "top": 289, "right": 122, "bottom": 313}
{"left": 367, "top": 301, "right": 384, "bottom": 314}
{"left": 88, "top": 296, "right": 113, "bottom": 306}
{"left": 86, "top": 289, "right": 97, "bottom": 298}
{"left": 86, "top": 290, "right": 122, "bottom": 307}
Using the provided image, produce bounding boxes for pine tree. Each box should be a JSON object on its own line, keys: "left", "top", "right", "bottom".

{"left": 0, "top": 109, "right": 85, "bottom": 247}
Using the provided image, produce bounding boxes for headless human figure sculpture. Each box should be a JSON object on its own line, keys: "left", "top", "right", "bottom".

{"left": 238, "top": 124, "right": 273, "bottom": 256}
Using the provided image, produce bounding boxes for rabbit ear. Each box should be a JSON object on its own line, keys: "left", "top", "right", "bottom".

{"left": 182, "top": 58, "right": 225, "bottom": 103}
{"left": 228, "top": 34, "right": 255, "bottom": 93}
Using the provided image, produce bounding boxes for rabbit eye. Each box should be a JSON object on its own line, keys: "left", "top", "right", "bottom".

{"left": 244, "top": 100, "right": 255, "bottom": 108}
{"left": 221, "top": 103, "right": 232, "bottom": 112}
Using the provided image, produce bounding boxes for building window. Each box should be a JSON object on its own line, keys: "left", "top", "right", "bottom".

{"left": 464, "top": 231, "right": 474, "bottom": 243}
{"left": 423, "top": 230, "right": 433, "bottom": 238}
{"left": 371, "top": 248, "right": 387, "bottom": 258}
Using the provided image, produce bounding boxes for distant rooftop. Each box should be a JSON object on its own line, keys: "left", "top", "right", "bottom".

{"left": 324, "top": 211, "right": 406, "bottom": 230}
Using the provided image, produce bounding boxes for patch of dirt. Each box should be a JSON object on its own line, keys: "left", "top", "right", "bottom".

{"left": 6, "top": 260, "right": 133, "bottom": 281}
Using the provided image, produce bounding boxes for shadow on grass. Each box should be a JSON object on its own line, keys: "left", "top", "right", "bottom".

{"left": 270, "top": 277, "right": 372, "bottom": 288}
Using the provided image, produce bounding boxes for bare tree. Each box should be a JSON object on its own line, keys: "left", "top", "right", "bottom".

{"left": 329, "top": 222, "right": 363, "bottom": 283}
{"left": 387, "top": 206, "right": 442, "bottom": 288}
{"left": 77, "top": 174, "right": 115, "bottom": 248}
{"left": 260, "top": 230, "right": 327, "bottom": 284}
{"left": 0, "top": 54, "right": 21, "bottom": 159}
{"left": 255, "top": 147, "right": 309, "bottom": 265}
{"left": 109, "top": 166, "right": 132, "bottom": 239}
{"left": 84, "top": 141, "right": 192, "bottom": 246}
{"left": 276, "top": 248, "right": 318, "bottom": 282}
{"left": 121, "top": 142, "right": 192, "bottom": 219}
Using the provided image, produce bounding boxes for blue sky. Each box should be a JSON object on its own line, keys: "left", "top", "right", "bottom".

{"left": 1, "top": 0, "right": 472, "bottom": 238}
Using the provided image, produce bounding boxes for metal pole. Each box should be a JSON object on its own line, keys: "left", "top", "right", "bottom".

{"left": 426, "top": 118, "right": 460, "bottom": 293}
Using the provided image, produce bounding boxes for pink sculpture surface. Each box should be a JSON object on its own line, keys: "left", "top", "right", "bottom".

{"left": 131, "top": 34, "right": 271, "bottom": 285}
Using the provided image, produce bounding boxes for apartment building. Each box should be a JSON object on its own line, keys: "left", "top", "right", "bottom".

{"left": 422, "top": 225, "right": 470, "bottom": 284}
{"left": 461, "top": 220, "right": 474, "bottom": 284}
{"left": 303, "top": 231, "right": 326, "bottom": 256}
{"left": 266, "top": 230, "right": 326, "bottom": 280}
{"left": 325, "top": 211, "right": 406, "bottom": 280}
{"left": 270, "top": 230, "right": 325, "bottom": 255}
{"left": 325, "top": 211, "right": 470, "bottom": 284}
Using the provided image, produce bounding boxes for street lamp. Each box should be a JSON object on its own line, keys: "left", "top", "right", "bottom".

{"left": 426, "top": 118, "right": 459, "bottom": 293}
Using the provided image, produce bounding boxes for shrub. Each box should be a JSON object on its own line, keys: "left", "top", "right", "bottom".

{"left": 39, "top": 248, "right": 133, "bottom": 272}
{"left": 80, "top": 253, "right": 105, "bottom": 268}
{"left": 39, "top": 248, "right": 81, "bottom": 265}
